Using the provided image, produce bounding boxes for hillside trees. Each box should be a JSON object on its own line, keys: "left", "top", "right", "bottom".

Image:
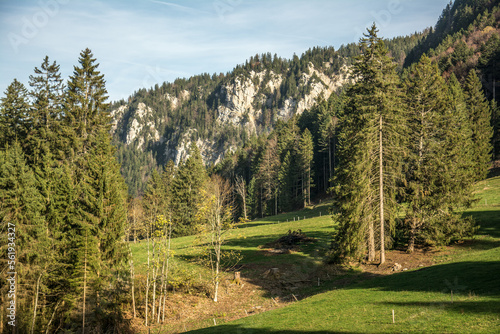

{"left": 62, "top": 48, "right": 129, "bottom": 331}
{"left": 0, "top": 50, "right": 130, "bottom": 332}
{"left": 171, "top": 143, "right": 207, "bottom": 236}
{"left": 331, "top": 24, "right": 404, "bottom": 264}
{"left": 0, "top": 79, "right": 30, "bottom": 147}
{"left": 402, "top": 57, "right": 476, "bottom": 252}
{"left": 463, "top": 70, "right": 494, "bottom": 181}
{"left": 329, "top": 28, "right": 493, "bottom": 263}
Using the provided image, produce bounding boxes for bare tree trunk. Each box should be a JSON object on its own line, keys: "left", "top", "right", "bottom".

{"left": 152, "top": 239, "right": 157, "bottom": 321}
{"left": 307, "top": 167, "right": 311, "bottom": 206}
{"left": 145, "top": 227, "right": 151, "bottom": 327}
{"left": 379, "top": 114, "right": 385, "bottom": 265}
{"left": 82, "top": 231, "right": 88, "bottom": 334}
{"left": 162, "top": 221, "right": 172, "bottom": 323}
{"left": 328, "top": 138, "right": 332, "bottom": 188}
{"left": 408, "top": 218, "right": 416, "bottom": 253}
{"left": 275, "top": 191, "right": 278, "bottom": 216}
{"left": 302, "top": 175, "right": 306, "bottom": 208}
{"left": 45, "top": 300, "right": 62, "bottom": 334}
{"left": 128, "top": 245, "right": 136, "bottom": 318}
{"left": 30, "top": 273, "right": 42, "bottom": 334}
{"left": 214, "top": 231, "right": 221, "bottom": 302}
{"left": 368, "top": 211, "right": 375, "bottom": 262}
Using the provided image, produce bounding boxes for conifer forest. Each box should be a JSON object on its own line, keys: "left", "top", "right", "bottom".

{"left": 1, "top": 0, "right": 499, "bottom": 333}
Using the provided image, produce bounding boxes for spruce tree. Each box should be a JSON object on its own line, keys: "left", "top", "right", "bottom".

{"left": 298, "top": 129, "right": 314, "bottom": 207}
{"left": 402, "top": 57, "right": 476, "bottom": 250}
{"left": 0, "top": 142, "right": 45, "bottom": 332}
{"left": 27, "top": 56, "right": 65, "bottom": 164}
{"left": 403, "top": 56, "right": 453, "bottom": 251}
{"left": 331, "top": 24, "right": 403, "bottom": 264}
{"left": 256, "top": 136, "right": 280, "bottom": 215}
{"left": 62, "top": 49, "right": 129, "bottom": 330}
{"left": 463, "top": 70, "right": 493, "bottom": 181}
{"left": 318, "top": 93, "right": 342, "bottom": 189}
{"left": 0, "top": 79, "right": 30, "bottom": 148}
{"left": 63, "top": 48, "right": 110, "bottom": 159}
{"left": 171, "top": 143, "right": 206, "bottom": 235}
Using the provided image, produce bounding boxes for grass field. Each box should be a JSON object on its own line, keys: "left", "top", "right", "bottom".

{"left": 132, "top": 176, "right": 500, "bottom": 333}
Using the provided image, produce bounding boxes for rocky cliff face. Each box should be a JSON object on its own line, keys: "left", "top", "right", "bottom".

{"left": 111, "top": 61, "right": 351, "bottom": 167}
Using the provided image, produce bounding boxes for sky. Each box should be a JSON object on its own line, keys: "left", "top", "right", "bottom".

{"left": 0, "top": 0, "right": 451, "bottom": 102}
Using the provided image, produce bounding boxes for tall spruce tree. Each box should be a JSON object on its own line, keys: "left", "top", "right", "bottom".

{"left": 0, "top": 79, "right": 30, "bottom": 148}
{"left": 256, "top": 136, "right": 280, "bottom": 215}
{"left": 298, "top": 129, "right": 314, "bottom": 207}
{"left": 64, "top": 48, "right": 110, "bottom": 159}
{"left": 331, "top": 24, "right": 403, "bottom": 264}
{"left": 171, "top": 143, "right": 206, "bottom": 235}
{"left": 318, "top": 93, "right": 342, "bottom": 189}
{"left": 463, "top": 70, "right": 493, "bottom": 181}
{"left": 27, "top": 56, "right": 65, "bottom": 164}
{"left": 401, "top": 57, "right": 477, "bottom": 251}
{"left": 403, "top": 56, "right": 456, "bottom": 251}
{"left": 0, "top": 142, "right": 45, "bottom": 332}
{"left": 63, "top": 49, "right": 129, "bottom": 331}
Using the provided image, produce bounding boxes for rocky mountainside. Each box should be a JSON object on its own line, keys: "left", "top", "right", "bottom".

{"left": 113, "top": 63, "right": 350, "bottom": 165}
{"left": 110, "top": 29, "right": 431, "bottom": 197}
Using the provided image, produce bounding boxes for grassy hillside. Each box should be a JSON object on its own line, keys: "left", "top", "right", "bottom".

{"left": 182, "top": 176, "right": 500, "bottom": 334}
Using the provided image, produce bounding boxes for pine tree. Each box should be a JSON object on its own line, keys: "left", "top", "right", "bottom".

{"left": 0, "top": 79, "right": 30, "bottom": 148}
{"left": 171, "top": 143, "right": 206, "bottom": 235}
{"left": 256, "top": 136, "right": 280, "bottom": 215}
{"left": 63, "top": 48, "right": 110, "bottom": 159}
{"left": 402, "top": 57, "right": 476, "bottom": 250}
{"left": 298, "top": 129, "right": 314, "bottom": 207}
{"left": 62, "top": 49, "right": 129, "bottom": 330}
{"left": 463, "top": 70, "right": 493, "bottom": 181}
{"left": 318, "top": 93, "right": 342, "bottom": 189}
{"left": 403, "top": 56, "right": 453, "bottom": 251}
{"left": 27, "top": 56, "right": 65, "bottom": 164}
{"left": 0, "top": 142, "right": 45, "bottom": 332}
{"left": 331, "top": 24, "right": 403, "bottom": 264}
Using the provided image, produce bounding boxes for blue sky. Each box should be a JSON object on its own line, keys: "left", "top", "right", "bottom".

{"left": 0, "top": 0, "right": 451, "bottom": 102}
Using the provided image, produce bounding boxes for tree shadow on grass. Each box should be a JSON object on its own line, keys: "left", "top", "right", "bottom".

{"left": 377, "top": 299, "right": 500, "bottom": 316}
{"left": 463, "top": 210, "right": 500, "bottom": 238}
{"left": 345, "top": 260, "right": 500, "bottom": 297}
{"left": 186, "top": 324, "right": 362, "bottom": 334}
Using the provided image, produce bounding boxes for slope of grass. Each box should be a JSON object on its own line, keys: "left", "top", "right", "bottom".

{"left": 186, "top": 176, "right": 500, "bottom": 333}
{"left": 130, "top": 201, "right": 336, "bottom": 296}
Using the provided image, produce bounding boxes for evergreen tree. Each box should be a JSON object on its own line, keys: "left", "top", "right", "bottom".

{"left": 0, "top": 79, "right": 30, "bottom": 148}
{"left": 0, "top": 142, "right": 45, "bottom": 332}
{"left": 171, "top": 143, "right": 206, "bottom": 235}
{"left": 463, "top": 70, "right": 493, "bottom": 181}
{"left": 62, "top": 49, "right": 129, "bottom": 330}
{"left": 298, "top": 129, "right": 314, "bottom": 207}
{"left": 318, "top": 93, "right": 342, "bottom": 189}
{"left": 256, "top": 136, "right": 280, "bottom": 215}
{"left": 331, "top": 25, "right": 403, "bottom": 264}
{"left": 27, "top": 56, "right": 65, "bottom": 164}
{"left": 402, "top": 56, "right": 473, "bottom": 251}
{"left": 63, "top": 48, "right": 110, "bottom": 159}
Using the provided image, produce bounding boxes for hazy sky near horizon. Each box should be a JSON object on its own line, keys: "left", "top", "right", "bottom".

{"left": 0, "top": 0, "right": 451, "bottom": 102}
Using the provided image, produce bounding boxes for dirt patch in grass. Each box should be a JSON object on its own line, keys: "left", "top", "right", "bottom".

{"left": 358, "top": 246, "right": 442, "bottom": 275}
{"left": 259, "top": 229, "right": 317, "bottom": 256}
